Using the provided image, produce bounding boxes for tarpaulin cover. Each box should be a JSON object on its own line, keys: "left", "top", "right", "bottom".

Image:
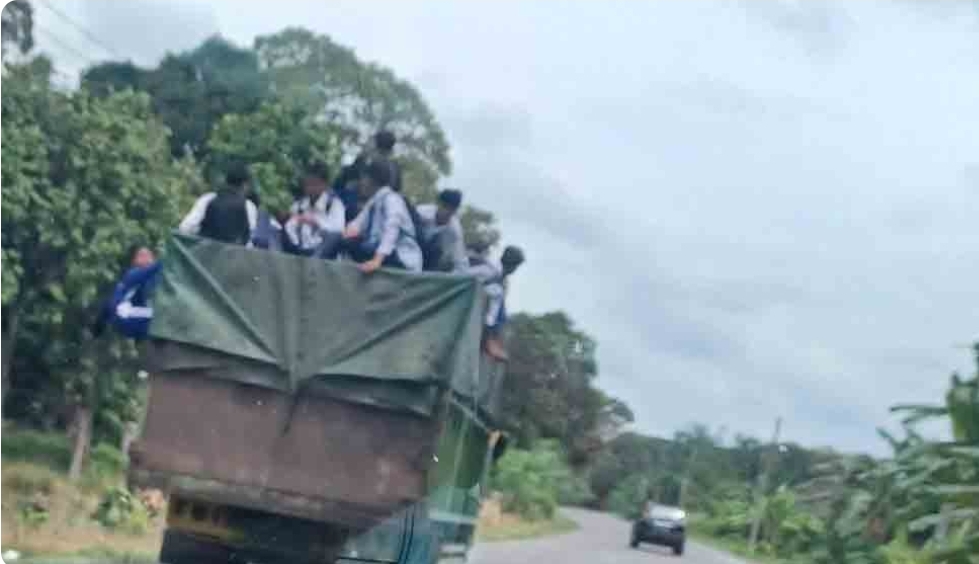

{"left": 148, "top": 233, "right": 485, "bottom": 416}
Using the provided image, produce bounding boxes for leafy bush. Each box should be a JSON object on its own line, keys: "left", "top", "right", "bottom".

{"left": 1, "top": 428, "right": 71, "bottom": 471}
{"left": 93, "top": 486, "right": 151, "bottom": 535}
{"left": 493, "top": 440, "right": 576, "bottom": 521}
{"left": 557, "top": 472, "right": 595, "bottom": 507}
{"left": 82, "top": 442, "right": 127, "bottom": 490}
{"left": 607, "top": 474, "right": 650, "bottom": 519}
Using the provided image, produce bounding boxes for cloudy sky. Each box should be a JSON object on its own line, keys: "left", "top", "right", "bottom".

{"left": 34, "top": 1, "right": 978, "bottom": 453}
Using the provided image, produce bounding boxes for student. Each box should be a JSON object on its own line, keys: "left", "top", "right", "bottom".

{"left": 179, "top": 164, "right": 257, "bottom": 245}
{"left": 468, "top": 245, "right": 525, "bottom": 360}
{"left": 373, "top": 130, "right": 403, "bottom": 193}
{"left": 332, "top": 156, "right": 366, "bottom": 222}
{"left": 93, "top": 245, "right": 162, "bottom": 340}
{"left": 416, "top": 189, "right": 467, "bottom": 272}
{"left": 283, "top": 162, "right": 345, "bottom": 259}
{"left": 343, "top": 159, "right": 422, "bottom": 273}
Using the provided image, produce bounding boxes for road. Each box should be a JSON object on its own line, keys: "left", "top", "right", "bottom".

{"left": 470, "top": 508, "right": 755, "bottom": 564}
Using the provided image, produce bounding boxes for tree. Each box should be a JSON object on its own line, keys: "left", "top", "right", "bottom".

{"left": 2, "top": 63, "right": 202, "bottom": 478}
{"left": 1, "top": 0, "right": 34, "bottom": 57}
{"left": 205, "top": 100, "right": 347, "bottom": 214}
{"left": 82, "top": 35, "right": 269, "bottom": 158}
{"left": 254, "top": 28, "right": 452, "bottom": 193}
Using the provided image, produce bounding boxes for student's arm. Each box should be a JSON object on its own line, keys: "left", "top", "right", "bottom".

{"left": 359, "top": 194, "right": 400, "bottom": 273}
{"left": 177, "top": 193, "right": 215, "bottom": 235}
{"left": 345, "top": 199, "right": 371, "bottom": 239}
{"left": 450, "top": 218, "right": 469, "bottom": 272}
{"left": 110, "top": 263, "right": 162, "bottom": 308}
{"left": 376, "top": 193, "right": 404, "bottom": 259}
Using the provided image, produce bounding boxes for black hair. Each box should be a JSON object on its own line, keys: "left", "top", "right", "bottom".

{"left": 362, "top": 158, "right": 392, "bottom": 187}
{"left": 304, "top": 161, "right": 331, "bottom": 182}
{"left": 501, "top": 245, "right": 525, "bottom": 268}
{"left": 438, "top": 189, "right": 463, "bottom": 210}
{"left": 374, "top": 130, "right": 396, "bottom": 152}
{"left": 226, "top": 162, "right": 251, "bottom": 188}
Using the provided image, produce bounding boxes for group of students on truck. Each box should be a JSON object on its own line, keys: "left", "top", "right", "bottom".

{"left": 95, "top": 130, "right": 524, "bottom": 360}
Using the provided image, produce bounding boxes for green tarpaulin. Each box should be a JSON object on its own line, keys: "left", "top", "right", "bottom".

{"left": 147, "top": 234, "right": 485, "bottom": 416}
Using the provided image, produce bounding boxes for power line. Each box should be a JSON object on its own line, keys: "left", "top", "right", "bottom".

{"left": 34, "top": 23, "right": 96, "bottom": 67}
{"left": 37, "top": 0, "right": 123, "bottom": 60}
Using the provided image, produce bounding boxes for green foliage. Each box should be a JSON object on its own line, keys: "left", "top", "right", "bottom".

{"left": 255, "top": 27, "right": 451, "bottom": 182}
{"left": 83, "top": 443, "right": 127, "bottom": 490}
{"left": 206, "top": 101, "right": 346, "bottom": 214}
{"left": 607, "top": 474, "right": 650, "bottom": 519}
{"left": 1, "top": 427, "right": 72, "bottom": 471}
{"left": 2, "top": 462, "right": 60, "bottom": 496}
{"left": 499, "top": 312, "right": 631, "bottom": 468}
{"left": 493, "top": 440, "right": 577, "bottom": 521}
{"left": 82, "top": 35, "right": 270, "bottom": 158}
{"left": 557, "top": 471, "right": 596, "bottom": 507}
{"left": 92, "top": 486, "right": 151, "bottom": 535}
{"left": 2, "top": 60, "right": 200, "bottom": 475}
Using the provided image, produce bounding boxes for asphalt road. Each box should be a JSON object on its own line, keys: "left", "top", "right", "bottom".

{"left": 470, "top": 508, "right": 755, "bottom": 564}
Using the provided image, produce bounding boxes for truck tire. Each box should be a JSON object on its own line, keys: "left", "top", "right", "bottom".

{"left": 672, "top": 542, "right": 685, "bottom": 556}
{"left": 159, "top": 529, "right": 235, "bottom": 564}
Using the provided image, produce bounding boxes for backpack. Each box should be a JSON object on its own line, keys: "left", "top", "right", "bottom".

{"left": 399, "top": 193, "right": 439, "bottom": 270}
{"left": 200, "top": 191, "right": 250, "bottom": 245}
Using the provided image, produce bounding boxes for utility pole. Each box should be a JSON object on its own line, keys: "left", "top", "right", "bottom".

{"left": 748, "top": 417, "right": 782, "bottom": 555}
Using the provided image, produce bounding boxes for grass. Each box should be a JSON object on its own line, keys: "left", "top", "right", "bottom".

{"left": 476, "top": 511, "right": 579, "bottom": 542}
{"left": 1, "top": 427, "right": 166, "bottom": 562}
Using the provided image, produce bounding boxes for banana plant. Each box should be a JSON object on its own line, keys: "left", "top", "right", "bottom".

{"left": 891, "top": 344, "right": 979, "bottom": 564}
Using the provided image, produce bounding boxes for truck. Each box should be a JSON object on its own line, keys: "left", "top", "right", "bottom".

{"left": 128, "top": 234, "right": 508, "bottom": 564}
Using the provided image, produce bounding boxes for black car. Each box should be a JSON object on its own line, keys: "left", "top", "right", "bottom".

{"left": 630, "top": 504, "right": 686, "bottom": 556}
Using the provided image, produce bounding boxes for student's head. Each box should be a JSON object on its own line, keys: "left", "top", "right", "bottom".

{"left": 436, "top": 189, "right": 463, "bottom": 225}
{"left": 225, "top": 162, "right": 251, "bottom": 195}
{"left": 130, "top": 245, "right": 155, "bottom": 268}
{"left": 500, "top": 245, "right": 525, "bottom": 276}
{"left": 302, "top": 161, "right": 330, "bottom": 198}
{"left": 373, "top": 130, "right": 396, "bottom": 155}
{"left": 359, "top": 158, "right": 392, "bottom": 198}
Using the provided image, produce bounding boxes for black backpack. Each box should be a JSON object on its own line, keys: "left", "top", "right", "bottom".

{"left": 200, "top": 191, "right": 250, "bottom": 245}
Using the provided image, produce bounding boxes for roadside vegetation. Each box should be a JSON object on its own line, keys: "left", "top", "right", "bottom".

{"left": 1, "top": 426, "right": 164, "bottom": 560}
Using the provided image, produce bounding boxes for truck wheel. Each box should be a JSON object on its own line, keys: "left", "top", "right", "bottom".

{"left": 672, "top": 542, "right": 685, "bottom": 556}
{"left": 629, "top": 533, "right": 640, "bottom": 548}
{"left": 160, "top": 529, "right": 235, "bottom": 564}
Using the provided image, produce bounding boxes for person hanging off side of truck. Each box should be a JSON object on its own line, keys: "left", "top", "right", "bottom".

{"left": 469, "top": 245, "right": 525, "bottom": 360}
{"left": 416, "top": 189, "right": 468, "bottom": 273}
{"left": 283, "top": 161, "right": 346, "bottom": 259}
{"left": 178, "top": 163, "right": 257, "bottom": 245}
{"left": 92, "top": 245, "right": 162, "bottom": 340}
{"left": 343, "top": 158, "right": 424, "bottom": 273}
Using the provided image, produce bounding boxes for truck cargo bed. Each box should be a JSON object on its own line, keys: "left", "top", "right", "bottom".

{"left": 129, "top": 371, "right": 443, "bottom": 534}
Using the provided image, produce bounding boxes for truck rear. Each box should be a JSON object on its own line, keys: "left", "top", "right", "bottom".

{"left": 128, "top": 234, "right": 504, "bottom": 563}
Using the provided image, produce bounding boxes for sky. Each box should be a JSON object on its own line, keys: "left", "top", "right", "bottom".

{"left": 31, "top": 0, "right": 979, "bottom": 454}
